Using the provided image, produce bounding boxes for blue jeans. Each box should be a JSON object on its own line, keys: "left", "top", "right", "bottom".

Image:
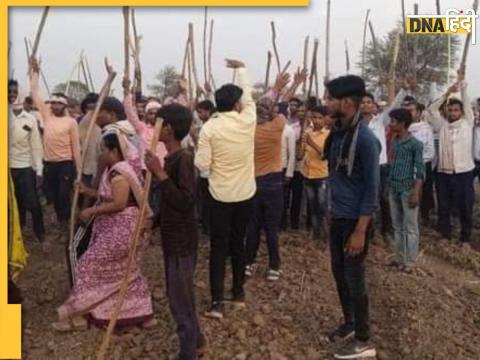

{"left": 389, "top": 190, "right": 420, "bottom": 266}
{"left": 304, "top": 178, "right": 329, "bottom": 236}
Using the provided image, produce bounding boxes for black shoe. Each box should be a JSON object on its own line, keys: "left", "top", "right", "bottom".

{"left": 334, "top": 338, "right": 376, "bottom": 359}
{"left": 327, "top": 323, "right": 355, "bottom": 343}
{"left": 204, "top": 302, "right": 224, "bottom": 319}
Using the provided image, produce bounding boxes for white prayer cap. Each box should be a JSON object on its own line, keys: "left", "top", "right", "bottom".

{"left": 145, "top": 101, "right": 162, "bottom": 113}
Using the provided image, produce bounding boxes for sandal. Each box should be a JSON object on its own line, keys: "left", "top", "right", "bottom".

{"left": 52, "top": 317, "right": 88, "bottom": 332}
{"left": 141, "top": 317, "right": 158, "bottom": 329}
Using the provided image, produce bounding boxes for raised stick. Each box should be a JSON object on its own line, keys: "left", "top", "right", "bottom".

{"left": 460, "top": 0, "right": 479, "bottom": 69}
{"left": 80, "top": 52, "right": 90, "bottom": 91}
{"left": 265, "top": 50, "right": 272, "bottom": 90}
{"left": 208, "top": 19, "right": 215, "bottom": 90}
{"left": 203, "top": 7, "right": 209, "bottom": 87}
{"left": 30, "top": 7, "right": 50, "bottom": 61}
{"left": 361, "top": 9, "right": 371, "bottom": 78}
{"left": 123, "top": 7, "right": 130, "bottom": 78}
{"left": 368, "top": 21, "right": 383, "bottom": 76}
{"left": 69, "top": 59, "right": 117, "bottom": 270}
{"left": 270, "top": 21, "right": 281, "bottom": 74}
{"left": 131, "top": 8, "right": 142, "bottom": 95}
{"left": 325, "top": 0, "right": 331, "bottom": 82}
{"left": 84, "top": 54, "right": 95, "bottom": 92}
{"left": 302, "top": 35, "right": 310, "bottom": 96}
{"left": 281, "top": 60, "right": 292, "bottom": 74}
{"left": 27, "top": 38, "right": 50, "bottom": 97}
{"left": 188, "top": 23, "right": 200, "bottom": 91}
{"left": 344, "top": 39, "right": 350, "bottom": 74}
{"left": 181, "top": 30, "right": 191, "bottom": 78}
{"left": 96, "top": 118, "right": 163, "bottom": 360}
{"left": 307, "top": 38, "right": 319, "bottom": 99}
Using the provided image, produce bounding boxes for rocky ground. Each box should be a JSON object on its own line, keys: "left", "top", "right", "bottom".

{"left": 16, "top": 201, "right": 480, "bottom": 360}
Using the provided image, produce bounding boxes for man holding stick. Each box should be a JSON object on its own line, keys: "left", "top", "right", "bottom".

{"left": 195, "top": 59, "right": 255, "bottom": 319}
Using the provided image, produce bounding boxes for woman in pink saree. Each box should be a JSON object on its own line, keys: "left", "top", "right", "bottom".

{"left": 53, "top": 131, "right": 154, "bottom": 331}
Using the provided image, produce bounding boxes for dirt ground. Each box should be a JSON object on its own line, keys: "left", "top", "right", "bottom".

{"left": 16, "top": 198, "right": 480, "bottom": 360}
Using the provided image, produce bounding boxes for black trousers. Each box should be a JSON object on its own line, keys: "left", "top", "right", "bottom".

{"left": 290, "top": 171, "right": 304, "bottom": 229}
{"left": 209, "top": 193, "right": 253, "bottom": 303}
{"left": 197, "top": 177, "right": 210, "bottom": 235}
{"left": 10, "top": 167, "right": 45, "bottom": 241}
{"left": 436, "top": 171, "right": 475, "bottom": 242}
{"left": 475, "top": 161, "right": 480, "bottom": 183}
{"left": 379, "top": 164, "right": 392, "bottom": 235}
{"left": 421, "top": 162, "right": 435, "bottom": 221}
{"left": 44, "top": 161, "right": 76, "bottom": 223}
{"left": 330, "top": 218, "right": 372, "bottom": 342}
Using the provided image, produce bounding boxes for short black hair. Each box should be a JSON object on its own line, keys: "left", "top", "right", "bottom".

{"left": 196, "top": 100, "right": 216, "bottom": 113}
{"left": 81, "top": 93, "right": 99, "bottom": 114}
{"left": 311, "top": 105, "right": 328, "bottom": 116}
{"left": 157, "top": 104, "right": 193, "bottom": 141}
{"left": 24, "top": 96, "right": 33, "bottom": 105}
{"left": 389, "top": 108, "right": 413, "bottom": 128}
{"left": 215, "top": 84, "right": 243, "bottom": 112}
{"left": 403, "top": 95, "right": 416, "bottom": 103}
{"left": 8, "top": 79, "right": 18, "bottom": 88}
{"left": 289, "top": 97, "right": 302, "bottom": 105}
{"left": 447, "top": 98, "right": 464, "bottom": 112}
{"left": 306, "top": 96, "right": 320, "bottom": 111}
{"left": 102, "top": 133, "right": 124, "bottom": 160}
{"left": 326, "top": 75, "right": 366, "bottom": 104}
{"left": 363, "top": 92, "right": 375, "bottom": 101}
{"left": 100, "top": 97, "right": 126, "bottom": 120}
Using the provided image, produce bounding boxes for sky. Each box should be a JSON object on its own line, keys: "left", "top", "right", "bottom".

{"left": 8, "top": 0, "right": 480, "bottom": 99}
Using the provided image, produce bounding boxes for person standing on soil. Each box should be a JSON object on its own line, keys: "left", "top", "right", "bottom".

{"left": 195, "top": 59, "right": 256, "bottom": 319}
{"left": 29, "top": 58, "right": 81, "bottom": 243}
{"left": 388, "top": 108, "right": 425, "bottom": 273}
{"left": 245, "top": 97, "right": 286, "bottom": 281}
{"left": 8, "top": 80, "right": 47, "bottom": 250}
{"left": 324, "top": 75, "right": 379, "bottom": 359}
{"left": 145, "top": 104, "right": 207, "bottom": 360}
{"left": 427, "top": 66, "right": 475, "bottom": 245}
{"left": 299, "top": 105, "right": 330, "bottom": 241}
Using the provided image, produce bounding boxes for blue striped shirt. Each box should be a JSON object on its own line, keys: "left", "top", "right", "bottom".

{"left": 389, "top": 135, "right": 425, "bottom": 193}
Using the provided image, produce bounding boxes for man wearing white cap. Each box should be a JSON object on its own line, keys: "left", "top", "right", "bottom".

{"left": 29, "top": 58, "right": 81, "bottom": 242}
{"left": 8, "top": 79, "right": 47, "bottom": 249}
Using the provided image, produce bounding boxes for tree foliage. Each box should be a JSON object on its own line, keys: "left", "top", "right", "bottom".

{"left": 360, "top": 24, "right": 461, "bottom": 101}
{"left": 148, "top": 65, "right": 179, "bottom": 98}
{"left": 53, "top": 81, "right": 89, "bottom": 102}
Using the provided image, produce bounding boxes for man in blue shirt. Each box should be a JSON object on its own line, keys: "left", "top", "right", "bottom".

{"left": 323, "top": 75, "right": 379, "bottom": 360}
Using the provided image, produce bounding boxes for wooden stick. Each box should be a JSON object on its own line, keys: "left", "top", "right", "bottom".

{"left": 187, "top": 39, "right": 194, "bottom": 108}
{"left": 84, "top": 54, "right": 95, "bottom": 92}
{"left": 131, "top": 8, "right": 142, "bottom": 95}
{"left": 390, "top": 29, "right": 401, "bottom": 78}
{"left": 460, "top": 0, "right": 479, "bottom": 69}
{"left": 96, "top": 118, "right": 163, "bottom": 360}
{"left": 65, "top": 62, "right": 79, "bottom": 97}
{"left": 307, "top": 39, "right": 319, "bottom": 99}
{"left": 270, "top": 21, "right": 281, "bottom": 74}
{"left": 436, "top": 0, "right": 441, "bottom": 15}
{"left": 30, "top": 7, "right": 50, "bottom": 61}
{"left": 361, "top": 9, "right": 371, "bottom": 78}
{"left": 368, "top": 21, "right": 383, "bottom": 76}
{"left": 208, "top": 19, "right": 215, "bottom": 90}
{"left": 188, "top": 23, "right": 200, "bottom": 90}
{"left": 302, "top": 36, "right": 310, "bottom": 96}
{"left": 281, "top": 60, "right": 291, "bottom": 74}
{"left": 202, "top": 7, "right": 209, "bottom": 87}
{"left": 123, "top": 6, "right": 130, "bottom": 78}
{"left": 325, "top": 0, "right": 331, "bottom": 82}
{"left": 401, "top": 0, "right": 410, "bottom": 74}
{"left": 27, "top": 38, "right": 50, "bottom": 97}
{"left": 24, "top": 37, "right": 31, "bottom": 67}
{"left": 265, "top": 50, "right": 272, "bottom": 90}
{"left": 314, "top": 63, "right": 319, "bottom": 100}
{"left": 344, "top": 39, "right": 350, "bottom": 74}
{"left": 181, "top": 31, "right": 191, "bottom": 78}
{"left": 69, "top": 60, "right": 117, "bottom": 266}
{"left": 80, "top": 52, "right": 90, "bottom": 91}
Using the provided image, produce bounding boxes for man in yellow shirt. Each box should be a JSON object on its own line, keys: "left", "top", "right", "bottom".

{"left": 195, "top": 59, "right": 256, "bottom": 319}
{"left": 301, "top": 105, "right": 330, "bottom": 240}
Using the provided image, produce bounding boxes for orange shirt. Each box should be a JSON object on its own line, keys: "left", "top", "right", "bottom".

{"left": 302, "top": 128, "right": 329, "bottom": 179}
{"left": 254, "top": 115, "right": 286, "bottom": 177}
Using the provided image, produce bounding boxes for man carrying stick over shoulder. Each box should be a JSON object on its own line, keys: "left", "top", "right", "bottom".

{"left": 29, "top": 57, "right": 81, "bottom": 243}
{"left": 195, "top": 59, "right": 256, "bottom": 319}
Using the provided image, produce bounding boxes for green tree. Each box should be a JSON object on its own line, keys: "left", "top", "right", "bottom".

{"left": 53, "top": 81, "right": 89, "bottom": 102}
{"left": 360, "top": 25, "right": 461, "bottom": 101}
{"left": 148, "top": 65, "right": 179, "bottom": 98}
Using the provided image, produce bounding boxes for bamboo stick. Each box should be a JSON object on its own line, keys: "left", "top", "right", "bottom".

{"left": 344, "top": 40, "right": 350, "bottom": 74}
{"left": 123, "top": 7, "right": 130, "bottom": 78}
{"left": 27, "top": 38, "right": 50, "bottom": 97}
{"left": 188, "top": 23, "right": 200, "bottom": 90}
{"left": 436, "top": 0, "right": 441, "bottom": 15}
{"left": 208, "top": 19, "right": 215, "bottom": 90}
{"left": 80, "top": 52, "right": 90, "bottom": 91}
{"left": 368, "top": 21, "right": 383, "bottom": 76}
{"left": 325, "top": 0, "right": 331, "bottom": 82}
{"left": 181, "top": 31, "right": 191, "bottom": 78}
{"left": 96, "top": 118, "right": 163, "bottom": 360}
{"left": 265, "top": 51, "right": 272, "bottom": 90}
{"left": 270, "top": 21, "right": 281, "bottom": 74}
{"left": 460, "top": 0, "right": 479, "bottom": 69}
{"left": 302, "top": 36, "right": 310, "bottom": 96}
{"left": 361, "top": 9, "right": 371, "bottom": 78}
{"left": 281, "top": 60, "right": 291, "bottom": 74}
{"left": 84, "top": 54, "right": 95, "bottom": 92}
{"left": 30, "top": 7, "right": 50, "bottom": 61}
{"left": 69, "top": 60, "right": 117, "bottom": 269}
{"left": 203, "top": 7, "right": 209, "bottom": 87}
{"left": 187, "top": 40, "right": 194, "bottom": 108}
{"left": 307, "top": 39, "right": 319, "bottom": 99}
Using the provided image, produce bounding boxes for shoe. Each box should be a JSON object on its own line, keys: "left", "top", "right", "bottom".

{"left": 266, "top": 269, "right": 282, "bottom": 281}
{"left": 224, "top": 293, "right": 246, "bottom": 309}
{"left": 327, "top": 323, "right": 355, "bottom": 343}
{"left": 334, "top": 338, "right": 376, "bottom": 359}
{"left": 245, "top": 263, "right": 258, "bottom": 277}
{"left": 204, "top": 302, "right": 224, "bottom": 319}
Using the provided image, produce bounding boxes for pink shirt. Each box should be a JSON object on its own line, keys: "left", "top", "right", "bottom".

{"left": 124, "top": 94, "right": 167, "bottom": 165}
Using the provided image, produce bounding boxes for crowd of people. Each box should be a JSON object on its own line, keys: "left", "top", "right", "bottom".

{"left": 7, "top": 52, "right": 480, "bottom": 359}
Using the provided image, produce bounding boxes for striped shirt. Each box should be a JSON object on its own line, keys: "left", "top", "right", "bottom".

{"left": 389, "top": 135, "right": 425, "bottom": 193}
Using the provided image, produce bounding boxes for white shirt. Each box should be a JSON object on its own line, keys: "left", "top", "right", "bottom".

{"left": 281, "top": 124, "right": 296, "bottom": 178}
{"left": 195, "top": 68, "right": 256, "bottom": 203}
{"left": 427, "top": 82, "right": 475, "bottom": 174}
{"left": 409, "top": 121, "right": 435, "bottom": 163}
{"left": 9, "top": 109, "right": 44, "bottom": 175}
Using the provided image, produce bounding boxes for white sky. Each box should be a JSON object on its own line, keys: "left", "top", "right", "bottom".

{"left": 8, "top": 0, "right": 480, "bottom": 98}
